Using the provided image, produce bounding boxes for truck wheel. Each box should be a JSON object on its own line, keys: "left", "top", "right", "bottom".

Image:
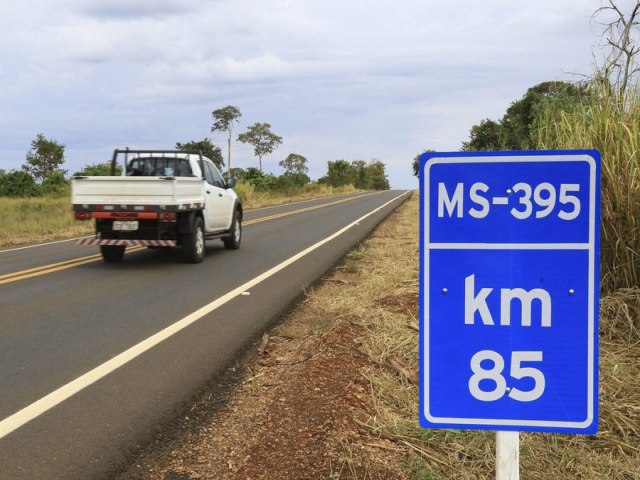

{"left": 100, "top": 245, "right": 125, "bottom": 262}
{"left": 223, "top": 212, "right": 242, "bottom": 250}
{"left": 182, "top": 216, "right": 205, "bottom": 263}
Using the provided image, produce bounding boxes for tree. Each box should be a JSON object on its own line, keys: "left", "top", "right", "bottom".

{"left": 366, "top": 160, "right": 390, "bottom": 190}
{"left": 500, "top": 81, "right": 588, "bottom": 149}
{"left": 593, "top": 0, "right": 640, "bottom": 101}
{"left": 319, "top": 159, "right": 389, "bottom": 190}
{"left": 279, "top": 153, "right": 308, "bottom": 176}
{"left": 176, "top": 138, "right": 224, "bottom": 170}
{"left": 74, "top": 163, "right": 123, "bottom": 176}
{"left": 211, "top": 105, "right": 242, "bottom": 173}
{"left": 323, "top": 159, "right": 355, "bottom": 187}
{"left": 461, "top": 119, "right": 504, "bottom": 151}
{"left": 242, "top": 167, "right": 278, "bottom": 190}
{"left": 40, "top": 171, "right": 69, "bottom": 196}
{"left": 412, "top": 149, "right": 435, "bottom": 177}
{"left": 22, "top": 133, "right": 66, "bottom": 182}
{"left": 277, "top": 172, "right": 310, "bottom": 189}
{"left": 461, "top": 81, "right": 587, "bottom": 151}
{"left": 278, "top": 153, "right": 310, "bottom": 187}
{"left": 237, "top": 122, "right": 283, "bottom": 172}
{"left": 351, "top": 160, "right": 371, "bottom": 189}
{"left": 0, "top": 170, "right": 39, "bottom": 197}
{"left": 227, "top": 167, "right": 247, "bottom": 182}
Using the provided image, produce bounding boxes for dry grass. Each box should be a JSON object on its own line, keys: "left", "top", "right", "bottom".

{"left": 0, "top": 185, "right": 360, "bottom": 248}
{"left": 534, "top": 84, "right": 640, "bottom": 293}
{"left": 235, "top": 181, "right": 359, "bottom": 209}
{"left": 309, "top": 193, "right": 640, "bottom": 479}
{"left": 0, "top": 196, "right": 92, "bottom": 248}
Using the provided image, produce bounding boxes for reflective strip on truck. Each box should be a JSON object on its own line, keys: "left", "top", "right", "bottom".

{"left": 76, "top": 239, "right": 177, "bottom": 247}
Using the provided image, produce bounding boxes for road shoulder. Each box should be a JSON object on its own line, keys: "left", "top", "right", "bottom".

{"left": 119, "top": 194, "right": 417, "bottom": 479}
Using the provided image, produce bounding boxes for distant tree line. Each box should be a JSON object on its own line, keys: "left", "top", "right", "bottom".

{"left": 2, "top": 104, "right": 391, "bottom": 197}
{"left": 318, "top": 159, "right": 390, "bottom": 190}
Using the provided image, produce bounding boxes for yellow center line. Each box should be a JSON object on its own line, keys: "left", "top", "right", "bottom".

{"left": 0, "top": 247, "right": 146, "bottom": 285}
{"left": 1, "top": 192, "right": 382, "bottom": 285}
{"left": 0, "top": 254, "right": 104, "bottom": 282}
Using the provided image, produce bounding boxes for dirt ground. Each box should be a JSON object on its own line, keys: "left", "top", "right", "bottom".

{"left": 119, "top": 311, "right": 409, "bottom": 480}
{"left": 117, "top": 191, "right": 640, "bottom": 479}
{"left": 119, "top": 207, "right": 414, "bottom": 479}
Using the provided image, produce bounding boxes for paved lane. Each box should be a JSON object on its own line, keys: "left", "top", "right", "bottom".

{"left": 0, "top": 190, "right": 410, "bottom": 479}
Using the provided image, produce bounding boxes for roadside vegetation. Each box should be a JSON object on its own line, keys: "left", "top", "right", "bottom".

{"left": 6, "top": 2, "right": 640, "bottom": 478}
{"left": 352, "top": 197, "right": 639, "bottom": 479}
{"left": 0, "top": 196, "right": 93, "bottom": 247}
{"left": 0, "top": 185, "right": 361, "bottom": 248}
{"left": 125, "top": 193, "right": 638, "bottom": 479}
{"left": 413, "top": 2, "right": 640, "bottom": 295}
{"left": 0, "top": 109, "right": 389, "bottom": 248}
{"left": 312, "top": 196, "right": 638, "bottom": 478}
{"left": 388, "top": 2, "right": 640, "bottom": 477}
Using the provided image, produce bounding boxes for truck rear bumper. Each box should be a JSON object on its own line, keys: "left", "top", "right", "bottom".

{"left": 77, "top": 239, "right": 177, "bottom": 247}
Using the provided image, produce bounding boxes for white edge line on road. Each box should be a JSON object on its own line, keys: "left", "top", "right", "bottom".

{"left": 0, "top": 236, "right": 94, "bottom": 254}
{"left": 0, "top": 190, "right": 410, "bottom": 440}
{"left": 245, "top": 191, "right": 371, "bottom": 213}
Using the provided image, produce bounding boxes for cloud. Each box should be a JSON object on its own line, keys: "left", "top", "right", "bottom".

{"left": 0, "top": 0, "right": 610, "bottom": 187}
{"left": 71, "top": 0, "right": 204, "bottom": 20}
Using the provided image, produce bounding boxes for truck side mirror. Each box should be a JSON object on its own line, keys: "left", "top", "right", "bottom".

{"left": 226, "top": 177, "right": 237, "bottom": 189}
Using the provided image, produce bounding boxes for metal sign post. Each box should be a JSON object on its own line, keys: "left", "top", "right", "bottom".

{"left": 418, "top": 151, "right": 601, "bottom": 477}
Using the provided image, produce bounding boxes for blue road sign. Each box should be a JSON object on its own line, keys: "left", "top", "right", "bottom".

{"left": 419, "top": 150, "right": 600, "bottom": 434}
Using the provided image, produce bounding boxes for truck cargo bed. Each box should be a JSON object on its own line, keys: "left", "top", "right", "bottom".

{"left": 71, "top": 176, "right": 205, "bottom": 208}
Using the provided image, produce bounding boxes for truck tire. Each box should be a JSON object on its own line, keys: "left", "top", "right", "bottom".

{"left": 100, "top": 245, "right": 125, "bottom": 262}
{"left": 182, "top": 216, "right": 205, "bottom": 263}
{"left": 223, "top": 211, "right": 242, "bottom": 250}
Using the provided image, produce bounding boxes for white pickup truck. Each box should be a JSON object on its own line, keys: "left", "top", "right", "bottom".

{"left": 72, "top": 149, "right": 242, "bottom": 263}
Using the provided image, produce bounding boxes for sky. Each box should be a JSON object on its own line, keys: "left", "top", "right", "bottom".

{"left": 0, "top": 0, "right": 626, "bottom": 188}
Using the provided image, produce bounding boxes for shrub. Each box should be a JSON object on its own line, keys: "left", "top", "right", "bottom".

{"left": 41, "top": 171, "right": 69, "bottom": 196}
{"left": 0, "top": 170, "right": 40, "bottom": 197}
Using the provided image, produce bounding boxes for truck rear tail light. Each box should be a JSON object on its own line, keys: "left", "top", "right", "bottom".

{"left": 75, "top": 211, "right": 92, "bottom": 220}
{"left": 160, "top": 212, "right": 177, "bottom": 221}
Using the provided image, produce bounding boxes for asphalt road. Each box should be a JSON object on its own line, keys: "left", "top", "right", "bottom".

{"left": 0, "top": 190, "right": 411, "bottom": 479}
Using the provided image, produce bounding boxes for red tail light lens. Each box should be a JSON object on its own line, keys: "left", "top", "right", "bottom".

{"left": 75, "top": 211, "right": 92, "bottom": 220}
{"left": 160, "top": 212, "right": 177, "bottom": 221}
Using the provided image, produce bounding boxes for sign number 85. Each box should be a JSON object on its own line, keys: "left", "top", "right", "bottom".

{"left": 469, "top": 350, "right": 545, "bottom": 402}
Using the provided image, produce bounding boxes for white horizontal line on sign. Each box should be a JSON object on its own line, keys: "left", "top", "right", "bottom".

{"left": 427, "top": 243, "right": 592, "bottom": 250}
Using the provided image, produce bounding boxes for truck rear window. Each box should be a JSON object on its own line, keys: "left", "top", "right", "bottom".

{"left": 126, "top": 157, "right": 193, "bottom": 177}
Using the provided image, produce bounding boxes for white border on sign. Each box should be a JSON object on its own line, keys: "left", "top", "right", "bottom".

{"left": 422, "top": 154, "right": 597, "bottom": 429}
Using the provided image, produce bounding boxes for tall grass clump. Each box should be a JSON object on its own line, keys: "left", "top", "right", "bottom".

{"left": 534, "top": 82, "right": 640, "bottom": 293}
{"left": 0, "top": 195, "right": 92, "bottom": 247}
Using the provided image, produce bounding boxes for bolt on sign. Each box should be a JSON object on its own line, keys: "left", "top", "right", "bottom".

{"left": 419, "top": 150, "right": 600, "bottom": 434}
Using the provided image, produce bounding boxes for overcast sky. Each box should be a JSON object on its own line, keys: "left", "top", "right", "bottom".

{"left": 0, "top": 0, "right": 624, "bottom": 188}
